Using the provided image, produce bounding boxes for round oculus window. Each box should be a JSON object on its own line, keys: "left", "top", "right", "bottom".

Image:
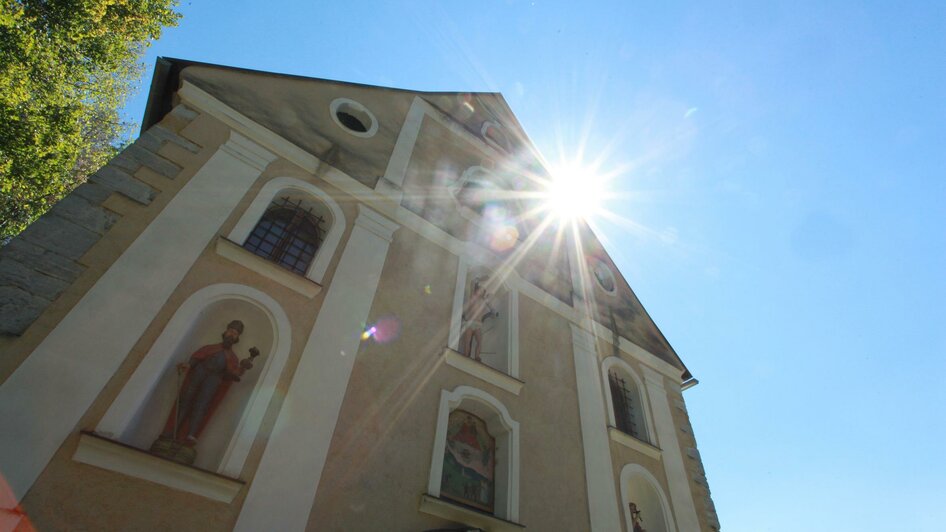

{"left": 591, "top": 259, "right": 617, "bottom": 294}
{"left": 329, "top": 98, "right": 378, "bottom": 138}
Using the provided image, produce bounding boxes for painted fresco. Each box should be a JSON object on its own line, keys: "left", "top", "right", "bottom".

{"left": 441, "top": 410, "right": 495, "bottom": 512}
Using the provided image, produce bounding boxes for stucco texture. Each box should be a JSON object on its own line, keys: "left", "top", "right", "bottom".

{"left": 304, "top": 227, "right": 592, "bottom": 530}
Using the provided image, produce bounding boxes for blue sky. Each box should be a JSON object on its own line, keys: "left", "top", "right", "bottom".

{"left": 123, "top": 2, "right": 946, "bottom": 530}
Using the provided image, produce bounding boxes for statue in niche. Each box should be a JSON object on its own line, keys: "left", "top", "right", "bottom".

{"left": 629, "top": 502, "right": 647, "bottom": 532}
{"left": 150, "top": 320, "right": 260, "bottom": 465}
{"left": 459, "top": 276, "right": 499, "bottom": 362}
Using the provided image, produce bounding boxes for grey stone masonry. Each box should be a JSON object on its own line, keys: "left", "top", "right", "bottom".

{"left": 0, "top": 106, "right": 200, "bottom": 336}
{"left": 89, "top": 166, "right": 157, "bottom": 205}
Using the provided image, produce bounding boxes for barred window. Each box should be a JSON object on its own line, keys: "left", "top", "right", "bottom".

{"left": 609, "top": 370, "right": 642, "bottom": 440}
{"left": 243, "top": 196, "right": 327, "bottom": 275}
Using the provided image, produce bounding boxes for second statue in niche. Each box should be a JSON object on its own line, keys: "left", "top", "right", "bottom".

{"left": 459, "top": 276, "right": 499, "bottom": 362}
{"left": 151, "top": 319, "right": 260, "bottom": 465}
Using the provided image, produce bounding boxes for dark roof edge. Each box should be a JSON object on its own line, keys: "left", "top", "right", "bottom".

{"left": 140, "top": 57, "right": 505, "bottom": 130}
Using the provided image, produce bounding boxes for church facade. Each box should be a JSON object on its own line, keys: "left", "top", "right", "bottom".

{"left": 0, "top": 59, "right": 719, "bottom": 531}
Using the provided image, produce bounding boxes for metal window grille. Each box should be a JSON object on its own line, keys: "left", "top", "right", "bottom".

{"left": 243, "top": 196, "right": 326, "bottom": 275}
{"left": 609, "top": 370, "right": 640, "bottom": 439}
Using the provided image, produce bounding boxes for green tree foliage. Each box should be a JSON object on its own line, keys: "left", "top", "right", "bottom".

{"left": 0, "top": 0, "right": 179, "bottom": 239}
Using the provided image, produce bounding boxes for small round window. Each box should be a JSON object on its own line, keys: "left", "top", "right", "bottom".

{"left": 329, "top": 98, "right": 378, "bottom": 138}
{"left": 591, "top": 259, "right": 617, "bottom": 294}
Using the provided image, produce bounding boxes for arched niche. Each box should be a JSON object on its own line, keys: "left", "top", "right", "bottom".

{"left": 96, "top": 284, "right": 291, "bottom": 477}
{"left": 620, "top": 464, "right": 676, "bottom": 532}
{"left": 449, "top": 259, "right": 519, "bottom": 378}
{"left": 427, "top": 386, "right": 520, "bottom": 522}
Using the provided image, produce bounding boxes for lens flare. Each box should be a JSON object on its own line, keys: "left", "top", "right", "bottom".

{"left": 543, "top": 162, "right": 608, "bottom": 222}
{"left": 361, "top": 317, "right": 401, "bottom": 344}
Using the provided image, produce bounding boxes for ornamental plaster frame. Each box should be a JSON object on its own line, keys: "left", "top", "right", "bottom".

{"left": 95, "top": 283, "right": 292, "bottom": 479}
{"left": 447, "top": 254, "right": 520, "bottom": 380}
{"left": 426, "top": 385, "right": 521, "bottom": 523}
{"left": 227, "top": 176, "right": 347, "bottom": 285}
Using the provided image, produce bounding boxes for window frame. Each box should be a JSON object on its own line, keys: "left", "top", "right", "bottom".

{"left": 448, "top": 255, "right": 520, "bottom": 380}
{"left": 601, "top": 356, "right": 656, "bottom": 446}
{"left": 426, "top": 386, "right": 520, "bottom": 522}
{"left": 228, "top": 177, "right": 346, "bottom": 285}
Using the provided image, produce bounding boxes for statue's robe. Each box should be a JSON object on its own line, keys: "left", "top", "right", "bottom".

{"left": 161, "top": 343, "right": 244, "bottom": 444}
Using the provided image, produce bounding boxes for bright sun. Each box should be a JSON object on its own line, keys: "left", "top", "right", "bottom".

{"left": 544, "top": 163, "right": 607, "bottom": 222}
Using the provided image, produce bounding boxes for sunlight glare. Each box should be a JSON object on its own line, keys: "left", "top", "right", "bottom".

{"left": 544, "top": 163, "right": 607, "bottom": 222}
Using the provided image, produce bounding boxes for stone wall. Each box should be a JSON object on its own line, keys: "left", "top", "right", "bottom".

{"left": 0, "top": 105, "right": 200, "bottom": 336}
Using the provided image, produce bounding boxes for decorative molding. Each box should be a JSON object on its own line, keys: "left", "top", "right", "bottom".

{"left": 381, "top": 96, "right": 427, "bottom": 191}
{"left": 448, "top": 255, "right": 468, "bottom": 351}
{"left": 214, "top": 238, "right": 322, "bottom": 297}
{"left": 227, "top": 176, "right": 346, "bottom": 285}
{"left": 178, "top": 82, "right": 322, "bottom": 175}
{"left": 220, "top": 131, "right": 278, "bottom": 171}
{"left": 642, "top": 368, "right": 701, "bottom": 531}
{"left": 354, "top": 204, "right": 399, "bottom": 242}
{"left": 590, "top": 319, "right": 683, "bottom": 382}
{"left": 73, "top": 433, "right": 244, "bottom": 503}
{"left": 329, "top": 98, "right": 379, "bottom": 138}
{"left": 442, "top": 347, "right": 524, "bottom": 396}
{"left": 609, "top": 427, "right": 662, "bottom": 461}
{"left": 419, "top": 495, "right": 525, "bottom": 532}
{"left": 569, "top": 323, "right": 622, "bottom": 531}
{"left": 427, "top": 386, "right": 520, "bottom": 522}
{"left": 601, "top": 356, "right": 657, "bottom": 446}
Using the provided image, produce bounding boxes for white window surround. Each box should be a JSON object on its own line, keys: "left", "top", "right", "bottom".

{"left": 448, "top": 255, "right": 520, "bottom": 380}
{"left": 609, "top": 427, "right": 662, "bottom": 461}
{"left": 620, "top": 463, "right": 678, "bottom": 532}
{"left": 214, "top": 237, "right": 322, "bottom": 298}
{"left": 227, "top": 176, "right": 346, "bottom": 286}
{"left": 426, "top": 386, "right": 520, "bottom": 523}
{"left": 94, "top": 283, "right": 292, "bottom": 480}
{"left": 601, "top": 356, "right": 657, "bottom": 447}
{"left": 329, "top": 97, "right": 379, "bottom": 138}
{"left": 442, "top": 347, "right": 524, "bottom": 396}
{"left": 419, "top": 494, "right": 524, "bottom": 532}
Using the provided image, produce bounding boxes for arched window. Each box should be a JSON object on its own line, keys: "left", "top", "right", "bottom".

{"left": 609, "top": 369, "right": 646, "bottom": 440}
{"left": 602, "top": 357, "right": 654, "bottom": 445}
{"left": 243, "top": 196, "right": 327, "bottom": 275}
{"left": 226, "top": 177, "right": 347, "bottom": 286}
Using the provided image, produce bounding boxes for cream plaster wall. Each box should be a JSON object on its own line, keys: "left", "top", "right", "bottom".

{"left": 3, "top": 70, "right": 714, "bottom": 531}
{"left": 14, "top": 106, "right": 363, "bottom": 530}
{"left": 303, "top": 229, "right": 591, "bottom": 531}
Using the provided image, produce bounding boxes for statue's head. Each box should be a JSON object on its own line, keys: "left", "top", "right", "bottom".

{"left": 222, "top": 320, "right": 244, "bottom": 347}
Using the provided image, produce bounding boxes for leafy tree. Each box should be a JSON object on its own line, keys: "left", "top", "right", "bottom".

{"left": 0, "top": 0, "right": 180, "bottom": 240}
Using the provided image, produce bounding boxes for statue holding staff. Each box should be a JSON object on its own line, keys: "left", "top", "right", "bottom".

{"left": 151, "top": 319, "right": 259, "bottom": 464}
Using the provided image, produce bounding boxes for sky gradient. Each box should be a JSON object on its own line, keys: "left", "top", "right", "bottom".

{"left": 123, "top": 2, "right": 946, "bottom": 530}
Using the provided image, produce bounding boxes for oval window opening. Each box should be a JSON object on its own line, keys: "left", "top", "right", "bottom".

{"left": 336, "top": 110, "right": 368, "bottom": 133}
{"left": 329, "top": 98, "right": 378, "bottom": 138}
